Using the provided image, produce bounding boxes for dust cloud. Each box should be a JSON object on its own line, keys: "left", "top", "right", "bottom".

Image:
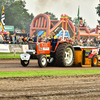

{"left": 25, "top": 0, "right": 99, "bottom": 28}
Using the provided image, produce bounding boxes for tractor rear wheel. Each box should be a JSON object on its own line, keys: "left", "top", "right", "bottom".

{"left": 92, "top": 55, "right": 98, "bottom": 67}
{"left": 38, "top": 55, "right": 47, "bottom": 68}
{"left": 55, "top": 43, "right": 75, "bottom": 67}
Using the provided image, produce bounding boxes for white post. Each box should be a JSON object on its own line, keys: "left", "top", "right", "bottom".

{"left": 14, "top": 49, "right": 16, "bottom": 56}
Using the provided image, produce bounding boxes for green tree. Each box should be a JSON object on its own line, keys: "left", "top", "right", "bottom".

{"left": 0, "top": 0, "right": 34, "bottom": 33}
{"left": 69, "top": 16, "right": 73, "bottom": 22}
{"left": 44, "top": 12, "right": 58, "bottom": 20}
{"left": 96, "top": 3, "right": 100, "bottom": 24}
{"left": 72, "top": 17, "right": 78, "bottom": 26}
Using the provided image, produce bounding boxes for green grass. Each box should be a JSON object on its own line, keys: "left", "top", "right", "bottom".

{"left": 0, "top": 53, "right": 21, "bottom": 59}
{"left": 0, "top": 69, "right": 100, "bottom": 78}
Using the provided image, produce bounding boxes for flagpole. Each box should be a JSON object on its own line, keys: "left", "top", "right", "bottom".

{"left": 1, "top": 6, "right": 5, "bottom": 35}
{"left": 77, "top": 6, "right": 80, "bottom": 40}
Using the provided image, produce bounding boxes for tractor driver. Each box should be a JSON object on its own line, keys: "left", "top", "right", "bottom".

{"left": 52, "top": 32, "right": 57, "bottom": 39}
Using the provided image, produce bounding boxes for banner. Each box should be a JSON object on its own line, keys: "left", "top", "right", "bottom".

{"left": 22, "top": 45, "right": 28, "bottom": 53}
{"left": 0, "top": 26, "right": 14, "bottom": 31}
{"left": 0, "top": 44, "right": 10, "bottom": 52}
{"left": 5, "top": 26, "right": 14, "bottom": 31}
{"left": 0, "top": 44, "right": 29, "bottom": 53}
{"left": 9, "top": 44, "right": 23, "bottom": 53}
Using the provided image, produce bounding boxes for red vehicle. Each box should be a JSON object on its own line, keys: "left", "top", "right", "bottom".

{"left": 20, "top": 38, "right": 75, "bottom": 67}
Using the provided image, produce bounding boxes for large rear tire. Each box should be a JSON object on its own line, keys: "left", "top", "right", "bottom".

{"left": 21, "top": 60, "right": 29, "bottom": 67}
{"left": 38, "top": 55, "right": 47, "bottom": 68}
{"left": 55, "top": 43, "right": 75, "bottom": 67}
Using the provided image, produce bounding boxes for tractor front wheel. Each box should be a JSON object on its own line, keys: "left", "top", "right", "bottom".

{"left": 21, "top": 60, "right": 29, "bottom": 67}
{"left": 38, "top": 55, "right": 47, "bottom": 68}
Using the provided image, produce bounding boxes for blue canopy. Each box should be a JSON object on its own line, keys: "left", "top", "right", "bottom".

{"left": 38, "top": 31, "right": 45, "bottom": 37}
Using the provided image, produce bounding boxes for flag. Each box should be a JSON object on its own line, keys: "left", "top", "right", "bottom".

{"left": 1, "top": 6, "right": 5, "bottom": 33}
{"left": 77, "top": 6, "right": 80, "bottom": 36}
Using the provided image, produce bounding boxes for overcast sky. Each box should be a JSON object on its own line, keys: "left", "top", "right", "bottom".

{"left": 25, "top": 0, "right": 100, "bottom": 28}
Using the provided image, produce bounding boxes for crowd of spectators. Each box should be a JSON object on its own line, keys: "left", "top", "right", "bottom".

{"left": 0, "top": 31, "right": 100, "bottom": 47}
{"left": 0, "top": 32, "right": 30, "bottom": 44}
{"left": 73, "top": 37, "right": 100, "bottom": 46}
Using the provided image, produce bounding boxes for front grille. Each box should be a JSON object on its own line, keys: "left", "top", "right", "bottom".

{"left": 26, "top": 52, "right": 33, "bottom": 55}
{"left": 29, "top": 43, "right": 36, "bottom": 50}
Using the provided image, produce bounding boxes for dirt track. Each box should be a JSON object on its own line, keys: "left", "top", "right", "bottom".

{"left": 1, "top": 59, "right": 100, "bottom": 100}
{"left": 0, "top": 75, "right": 100, "bottom": 100}
{"left": 0, "top": 59, "right": 100, "bottom": 72}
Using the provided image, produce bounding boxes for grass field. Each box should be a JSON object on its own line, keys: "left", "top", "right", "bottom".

{"left": 0, "top": 53, "right": 21, "bottom": 59}
{"left": 0, "top": 69, "right": 100, "bottom": 78}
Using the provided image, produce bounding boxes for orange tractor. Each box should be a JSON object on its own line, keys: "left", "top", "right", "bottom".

{"left": 20, "top": 37, "right": 75, "bottom": 67}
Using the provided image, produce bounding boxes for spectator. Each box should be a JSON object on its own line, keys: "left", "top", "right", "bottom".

{"left": 22, "top": 36, "right": 26, "bottom": 44}
{"left": 94, "top": 37, "right": 96, "bottom": 43}
{"left": 16, "top": 35, "right": 20, "bottom": 44}
{"left": 38, "top": 36, "right": 42, "bottom": 42}
{"left": 32, "top": 35, "right": 35, "bottom": 42}
{"left": 96, "top": 37, "right": 99, "bottom": 46}
{"left": 12, "top": 33, "right": 16, "bottom": 44}
{"left": 74, "top": 38, "right": 78, "bottom": 46}
{"left": 77, "top": 40, "right": 81, "bottom": 46}
{"left": 19, "top": 37, "right": 23, "bottom": 44}
{"left": 87, "top": 37, "right": 90, "bottom": 46}
{"left": 33, "top": 34, "right": 38, "bottom": 42}
{"left": 83, "top": 38, "right": 87, "bottom": 46}
{"left": 69, "top": 38, "right": 73, "bottom": 44}
{"left": 28, "top": 37, "right": 33, "bottom": 43}
{"left": 26, "top": 36, "right": 29, "bottom": 43}
{"left": 91, "top": 37, "right": 93, "bottom": 42}
{"left": 90, "top": 41, "right": 93, "bottom": 46}
{"left": 46, "top": 35, "right": 51, "bottom": 42}
{"left": 80, "top": 37, "right": 83, "bottom": 43}
{"left": 5, "top": 32, "right": 12, "bottom": 44}
{"left": 42, "top": 35, "right": 46, "bottom": 42}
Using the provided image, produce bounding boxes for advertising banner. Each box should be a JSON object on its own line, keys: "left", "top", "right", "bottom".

{"left": 0, "top": 44, "right": 10, "bottom": 52}
{"left": 0, "top": 26, "right": 14, "bottom": 31}
{"left": 0, "top": 44, "right": 28, "bottom": 53}
{"left": 9, "top": 44, "right": 23, "bottom": 53}
{"left": 22, "top": 45, "right": 28, "bottom": 53}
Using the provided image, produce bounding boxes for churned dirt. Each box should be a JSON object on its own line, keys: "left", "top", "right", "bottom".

{"left": 0, "top": 75, "right": 100, "bottom": 100}
{"left": 1, "top": 59, "right": 100, "bottom": 100}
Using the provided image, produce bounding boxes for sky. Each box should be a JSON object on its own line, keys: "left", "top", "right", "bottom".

{"left": 25, "top": 0, "right": 100, "bottom": 28}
